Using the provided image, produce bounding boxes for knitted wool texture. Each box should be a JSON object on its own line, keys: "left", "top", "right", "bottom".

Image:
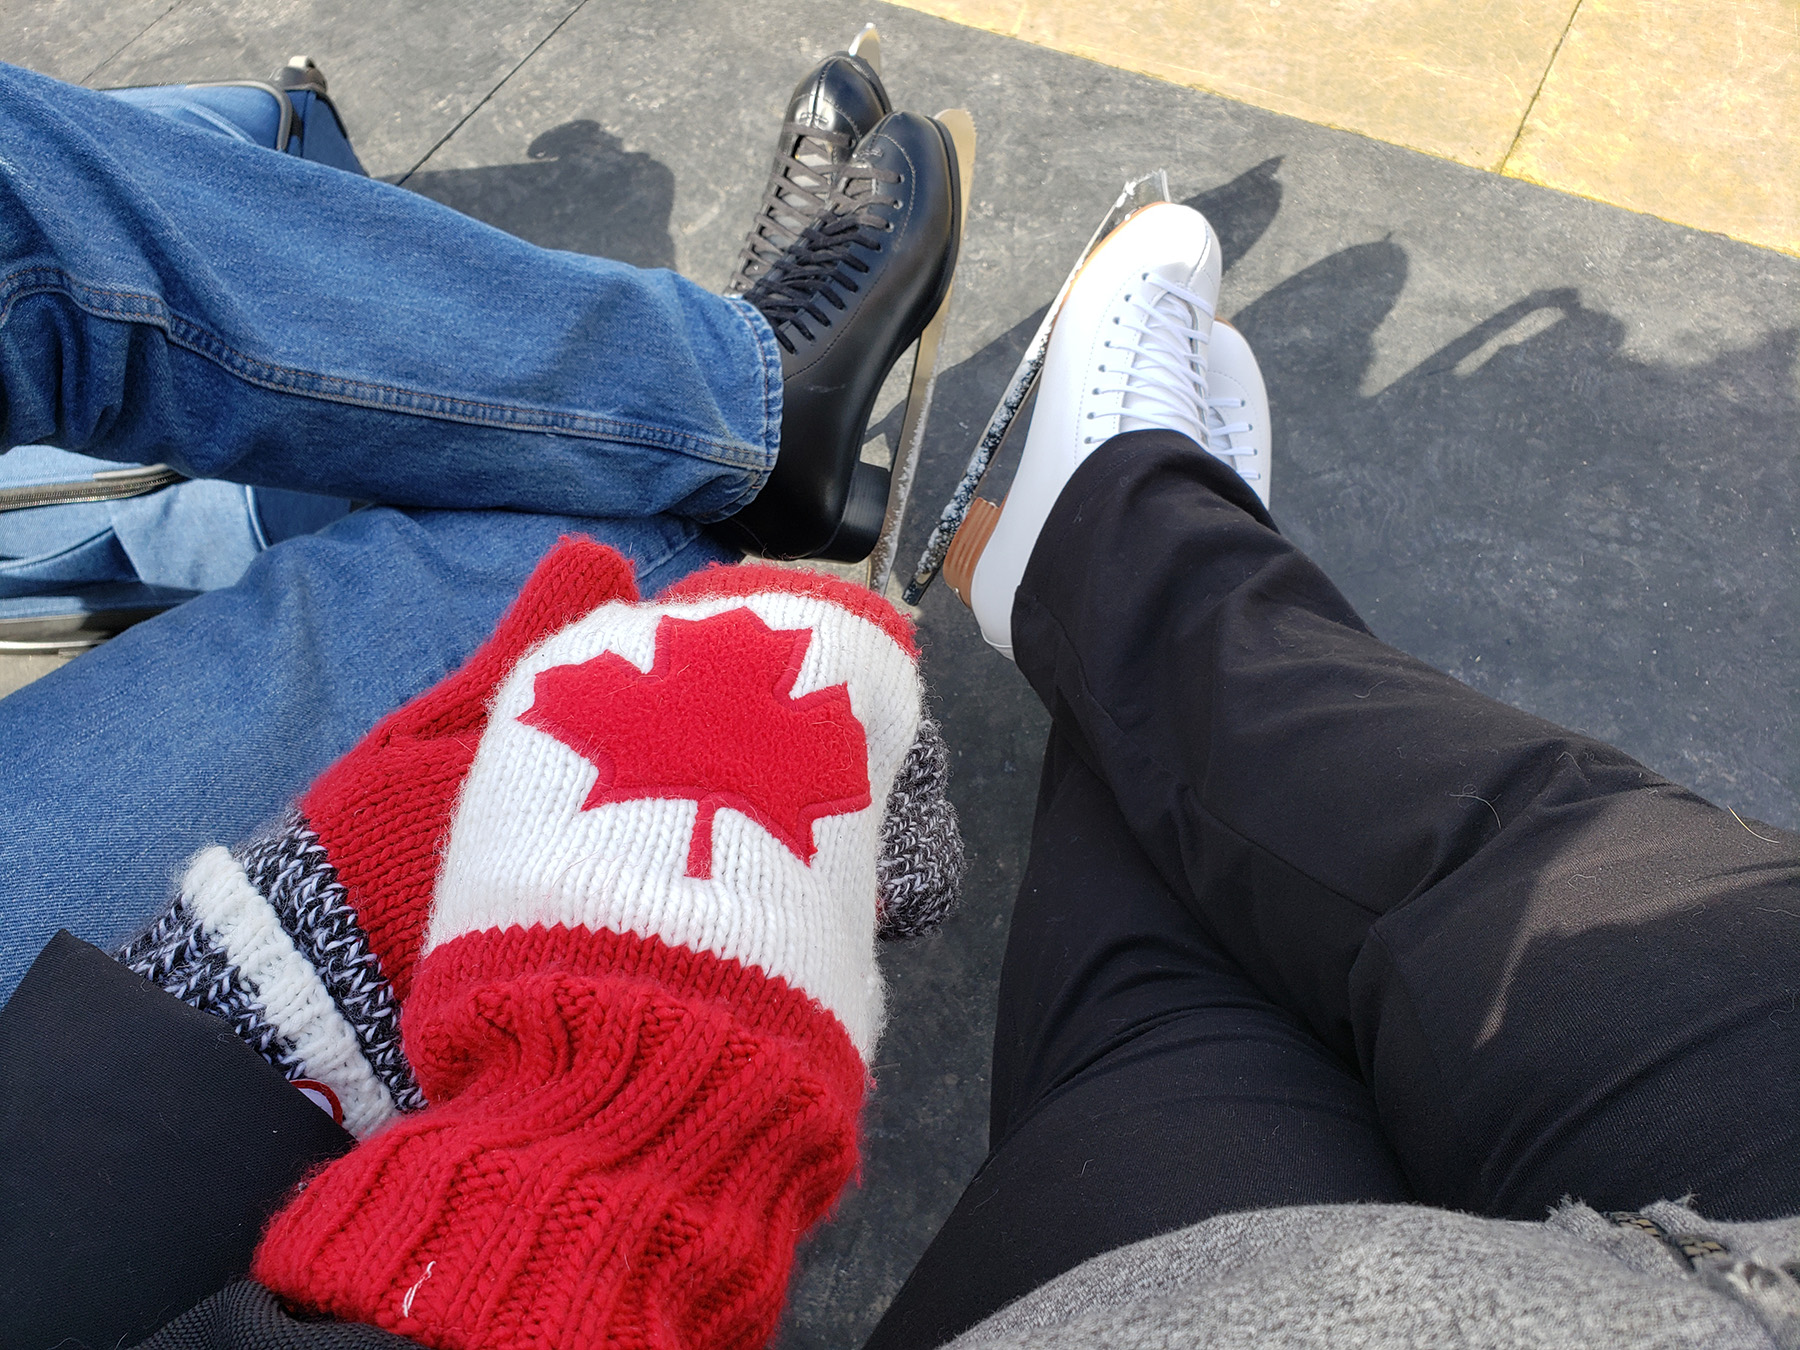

{"left": 299, "top": 540, "right": 643, "bottom": 1007}
{"left": 119, "top": 543, "right": 961, "bottom": 1146}
{"left": 253, "top": 556, "right": 928, "bottom": 1350}
{"left": 876, "top": 715, "right": 964, "bottom": 941}
{"left": 119, "top": 539, "right": 642, "bottom": 1138}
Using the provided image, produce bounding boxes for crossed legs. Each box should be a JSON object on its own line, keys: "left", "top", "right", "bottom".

{"left": 869, "top": 430, "right": 1800, "bottom": 1350}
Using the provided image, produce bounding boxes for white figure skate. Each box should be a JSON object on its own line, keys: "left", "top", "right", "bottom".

{"left": 943, "top": 201, "right": 1228, "bottom": 660}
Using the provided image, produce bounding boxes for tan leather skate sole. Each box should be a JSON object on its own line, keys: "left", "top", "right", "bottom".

{"left": 943, "top": 497, "right": 1002, "bottom": 607}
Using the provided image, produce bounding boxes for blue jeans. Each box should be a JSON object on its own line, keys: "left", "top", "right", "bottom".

{"left": 0, "top": 62, "right": 783, "bottom": 998}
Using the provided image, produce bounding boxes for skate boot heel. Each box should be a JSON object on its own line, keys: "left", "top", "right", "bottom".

{"left": 942, "top": 497, "right": 1002, "bottom": 606}
{"left": 818, "top": 461, "right": 892, "bottom": 563}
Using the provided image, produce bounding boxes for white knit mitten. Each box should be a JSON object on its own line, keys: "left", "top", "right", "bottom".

{"left": 429, "top": 561, "right": 956, "bottom": 1058}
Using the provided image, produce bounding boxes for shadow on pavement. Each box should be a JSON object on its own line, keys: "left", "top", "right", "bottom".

{"left": 1236, "top": 247, "right": 1797, "bottom": 819}
{"left": 401, "top": 120, "right": 677, "bottom": 270}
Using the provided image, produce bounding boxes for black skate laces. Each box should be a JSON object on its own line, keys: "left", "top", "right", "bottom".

{"left": 728, "top": 122, "right": 855, "bottom": 293}
{"left": 743, "top": 161, "right": 903, "bottom": 352}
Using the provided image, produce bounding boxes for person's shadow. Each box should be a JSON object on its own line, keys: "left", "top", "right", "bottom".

{"left": 1232, "top": 246, "right": 1798, "bottom": 821}
{"left": 402, "top": 120, "right": 677, "bottom": 270}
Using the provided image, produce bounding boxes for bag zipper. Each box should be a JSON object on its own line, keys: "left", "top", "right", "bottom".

{"left": 0, "top": 463, "right": 187, "bottom": 512}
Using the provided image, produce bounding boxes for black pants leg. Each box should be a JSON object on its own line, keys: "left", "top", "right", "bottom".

{"left": 866, "top": 726, "right": 1415, "bottom": 1350}
{"left": 0, "top": 932, "right": 354, "bottom": 1350}
{"left": 868, "top": 430, "right": 1800, "bottom": 1350}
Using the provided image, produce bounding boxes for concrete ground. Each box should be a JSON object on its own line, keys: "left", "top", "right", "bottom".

{"left": 892, "top": 0, "right": 1800, "bottom": 259}
{"left": 8, "top": 0, "right": 1798, "bottom": 1344}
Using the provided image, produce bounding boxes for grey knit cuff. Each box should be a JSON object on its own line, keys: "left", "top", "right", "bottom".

{"left": 233, "top": 813, "right": 423, "bottom": 1112}
{"left": 876, "top": 712, "right": 966, "bottom": 941}
{"left": 117, "top": 889, "right": 307, "bottom": 1078}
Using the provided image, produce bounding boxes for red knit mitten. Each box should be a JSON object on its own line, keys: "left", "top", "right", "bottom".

{"left": 251, "top": 561, "right": 956, "bottom": 1350}
{"left": 118, "top": 538, "right": 641, "bottom": 1137}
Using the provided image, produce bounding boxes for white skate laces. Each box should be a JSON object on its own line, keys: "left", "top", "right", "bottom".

{"left": 1196, "top": 321, "right": 1272, "bottom": 507}
{"left": 1088, "top": 272, "right": 1216, "bottom": 445}
{"left": 953, "top": 202, "right": 1231, "bottom": 662}
{"left": 1203, "top": 391, "right": 1261, "bottom": 487}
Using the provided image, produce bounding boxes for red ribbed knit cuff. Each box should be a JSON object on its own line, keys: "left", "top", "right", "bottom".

{"left": 254, "top": 925, "right": 864, "bottom": 1350}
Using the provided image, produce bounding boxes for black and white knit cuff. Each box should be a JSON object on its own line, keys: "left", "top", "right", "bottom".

{"left": 118, "top": 811, "right": 424, "bottom": 1137}
{"left": 232, "top": 814, "right": 423, "bottom": 1114}
{"left": 876, "top": 713, "right": 966, "bottom": 941}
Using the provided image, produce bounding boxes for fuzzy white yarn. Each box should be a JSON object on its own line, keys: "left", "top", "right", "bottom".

{"left": 180, "top": 846, "right": 398, "bottom": 1137}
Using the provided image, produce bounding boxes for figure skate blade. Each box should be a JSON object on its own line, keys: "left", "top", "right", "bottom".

{"left": 868, "top": 108, "right": 976, "bottom": 602}
{"left": 902, "top": 170, "right": 1172, "bottom": 605}
{"left": 847, "top": 23, "right": 881, "bottom": 74}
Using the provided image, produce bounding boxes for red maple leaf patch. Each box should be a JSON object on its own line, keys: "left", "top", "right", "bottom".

{"left": 518, "top": 606, "right": 872, "bottom": 879}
